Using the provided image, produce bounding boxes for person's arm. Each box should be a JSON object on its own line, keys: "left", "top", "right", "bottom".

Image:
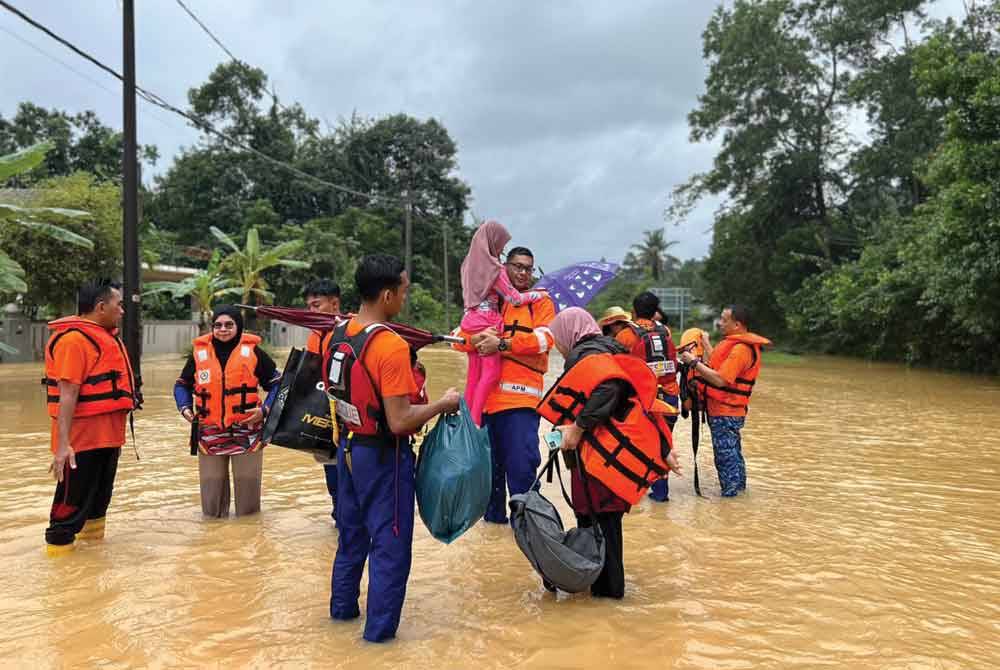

{"left": 477, "top": 298, "right": 555, "bottom": 355}
{"left": 556, "top": 379, "right": 629, "bottom": 451}
{"left": 383, "top": 392, "right": 460, "bottom": 436}
{"left": 51, "top": 380, "right": 80, "bottom": 482}
{"left": 240, "top": 348, "right": 281, "bottom": 426}
{"left": 175, "top": 356, "right": 196, "bottom": 423}
{"left": 492, "top": 271, "right": 545, "bottom": 307}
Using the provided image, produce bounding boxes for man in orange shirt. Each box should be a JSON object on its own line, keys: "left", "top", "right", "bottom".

{"left": 459, "top": 247, "right": 555, "bottom": 524}
{"left": 43, "top": 282, "right": 136, "bottom": 555}
{"left": 678, "top": 304, "right": 771, "bottom": 497}
{"left": 329, "top": 254, "right": 459, "bottom": 643}
{"left": 302, "top": 279, "right": 342, "bottom": 519}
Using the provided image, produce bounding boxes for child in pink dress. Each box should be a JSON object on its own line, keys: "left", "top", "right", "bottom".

{"left": 460, "top": 220, "right": 545, "bottom": 425}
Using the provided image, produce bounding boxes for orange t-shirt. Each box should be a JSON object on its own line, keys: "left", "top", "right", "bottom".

{"left": 706, "top": 344, "right": 756, "bottom": 417}
{"left": 346, "top": 320, "right": 417, "bottom": 399}
{"left": 48, "top": 331, "right": 128, "bottom": 454}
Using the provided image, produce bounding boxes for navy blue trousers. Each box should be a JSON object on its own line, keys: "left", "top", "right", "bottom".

{"left": 483, "top": 409, "right": 542, "bottom": 524}
{"left": 649, "top": 395, "right": 678, "bottom": 502}
{"left": 708, "top": 415, "right": 747, "bottom": 496}
{"left": 330, "top": 439, "right": 415, "bottom": 643}
{"left": 324, "top": 463, "right": 337, "bottom": 519}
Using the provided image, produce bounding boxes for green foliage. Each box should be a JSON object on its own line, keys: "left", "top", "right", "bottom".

{"left": 0, "top": 172, "right": 117, "bottom": 315}
{"left": 629, "top": 229, "right": 680, "bottom": 281}
{"left": 144, "top": 251, "right": 240, "bottom": 331}
{"left": 210, "top": 226, "right": 309, "bottom": 309}
{"left": 0, "top": 103, "right": 157, "bottom": 182}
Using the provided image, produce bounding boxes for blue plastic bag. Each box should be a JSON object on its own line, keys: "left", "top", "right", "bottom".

{"left": 415, "top": 400, "right": 492, "bottom": 544}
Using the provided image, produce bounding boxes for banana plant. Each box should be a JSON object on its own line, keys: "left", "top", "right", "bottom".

{"left": 210, "top": 225, "right": 310, "bottom": 306}
{"left": 144, "top": 251, "right": 240, "bottom": 333}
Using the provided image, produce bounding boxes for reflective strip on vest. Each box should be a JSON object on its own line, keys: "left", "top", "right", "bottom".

{"left": 534, "top": 327, "right": 551, "bottom": 353}
{"left": 499, "top": 382, "right": 543, "bottom": 398}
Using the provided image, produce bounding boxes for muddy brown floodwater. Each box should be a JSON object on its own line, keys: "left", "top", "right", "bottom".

{"left": 1, "top": 348, "right": 998, "bottom": 668}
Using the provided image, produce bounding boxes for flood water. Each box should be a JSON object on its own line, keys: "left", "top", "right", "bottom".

{"left": 1, "top": 348, "right": 998, "bottom": 669}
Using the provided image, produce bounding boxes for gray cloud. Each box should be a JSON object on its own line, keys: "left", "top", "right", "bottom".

{"left": 0, "top": 0, "right": 970, "bottom": 273}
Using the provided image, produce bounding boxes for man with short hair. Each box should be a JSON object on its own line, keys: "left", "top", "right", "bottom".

{"left": 329, "top": 254, "right": 460, "bottom": 642}
{"left": 678, "top": 304, "right": 770, "bottom": 497}
{"left": 461, "top": 246, "right": 555, "bottom": 524}
{"left": 303, "top": 279, "right": 343, "bottom": 518}
{"left": 42, "top": 282, "right": 137, "bottom": 555}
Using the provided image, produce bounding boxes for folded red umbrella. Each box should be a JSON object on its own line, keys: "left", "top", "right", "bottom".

{"left": 240, "top": 305, "right": 462, "bottom": 351}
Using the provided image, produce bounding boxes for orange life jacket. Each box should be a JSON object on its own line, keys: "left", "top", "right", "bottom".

{"left": 537, "top": 352, "right": 674, "bottom": 505}
{"left": 700, "top": 332, "right": 771, "bottom": 413}
{"left": 192, "top": 332, "right": 262, "bottom": 428}
{"left": 43, "top": 317, "right": 136, "bottom": 418}
{"left": 490, "top": 299, "right": 554, "bottom": 412}
{"left": 306, "top": 329, "right": 334, "bottom": 355}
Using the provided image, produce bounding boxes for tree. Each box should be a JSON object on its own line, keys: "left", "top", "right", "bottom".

{"left": 0, "top": 102, "right": 157, "bottom": 182}
{"left": 144, "top": 252, "right": 239, "bottom": 332}
{"left": 630, "top": 229, "right": 680, "bottom": 282}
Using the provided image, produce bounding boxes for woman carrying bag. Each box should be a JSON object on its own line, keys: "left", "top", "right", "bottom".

{"left": 174, "top": 306, "right": 281, "bottom": 517}
{"left": 542, "top": 307, "right": 680, "bottom": 598}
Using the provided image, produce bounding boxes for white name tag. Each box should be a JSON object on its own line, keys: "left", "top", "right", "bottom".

{"left": 197, "top": 349, "right": 208, "bottom": 362}
{"left": 334, "top": 398, "right": 361, "bottom": 425}
{"left": 648, "top": 360, "right": 676, "bottom": 377}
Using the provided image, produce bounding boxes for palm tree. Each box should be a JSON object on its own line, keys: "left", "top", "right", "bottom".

{"left": 144, "top": 252, "right": 240, "bottom": 332}
{"left": 630, "top": 228, "right": 680, "bottom": 282}
{"left": 211, "top": 225, "right": 310, "bottom": 330}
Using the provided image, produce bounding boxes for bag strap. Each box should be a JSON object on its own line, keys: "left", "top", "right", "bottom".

{"left": 532, "top": 445, "right": 604, "bottom": 544}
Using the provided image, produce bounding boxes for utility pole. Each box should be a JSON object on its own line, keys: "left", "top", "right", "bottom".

{"left": 122, "top": 0, "right": 142, "bottom": 386}
{"left": 442, "top": 221, "right": 450, "bottom": 329}
{"left": 403, "top": 187, "right": 413, "bottom": 281}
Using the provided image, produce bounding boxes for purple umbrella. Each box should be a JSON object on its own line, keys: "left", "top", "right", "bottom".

{"left": 534, "top": 261, "right": 621, "bottom": 312}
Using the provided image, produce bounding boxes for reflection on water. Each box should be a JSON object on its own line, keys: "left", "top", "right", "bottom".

{"left": 1, "top": 349, "right": 998, "bottom": 668}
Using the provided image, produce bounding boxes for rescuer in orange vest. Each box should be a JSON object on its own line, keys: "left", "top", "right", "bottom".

{"left": 454, "top": 246, "right": 555, "bottom": 525}
{"left": 678, "top": 304, "right": 771, "bottom": 497}
{"left": 42, "top": 281, "right": 138, "bottom": 556}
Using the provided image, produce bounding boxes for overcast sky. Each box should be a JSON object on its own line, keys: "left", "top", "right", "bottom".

{"left": 0, "top": 1, "right": 969, "bottom": 270}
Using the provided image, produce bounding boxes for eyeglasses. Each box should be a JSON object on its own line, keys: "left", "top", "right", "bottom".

{"left": 506, "top": 262, "right": 535, "bottom": 275}
{"left": 212, "top": 322, "right": 236, "bottom": 330}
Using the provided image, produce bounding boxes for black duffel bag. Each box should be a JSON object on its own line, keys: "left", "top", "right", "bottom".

{"left": 509, "top": 449, "right": 605, "bottom": 593}
{"left": 262, "top": 347, "right": 336, "bottom": 459}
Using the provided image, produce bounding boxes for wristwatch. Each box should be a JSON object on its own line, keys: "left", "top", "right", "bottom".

{"left": 497, "top": 338, "right": 509, "bottom": 352}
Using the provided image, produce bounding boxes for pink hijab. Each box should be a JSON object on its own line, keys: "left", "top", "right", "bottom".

{"left": 461, "top": 220, "right": 512, "bottom": 309}
{"left": 550, "top": 307, "right": 601, "bottom": 352}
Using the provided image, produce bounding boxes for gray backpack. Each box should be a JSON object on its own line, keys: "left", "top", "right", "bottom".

{"left": 509, "top": 451, "right": 605, "bottom": 593}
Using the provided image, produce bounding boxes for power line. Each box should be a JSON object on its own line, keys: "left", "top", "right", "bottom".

{"left": 0, "top": 24, "right": 187, "bottom": 134}
{"left": 0, "top": 0, "right": 400, "bottom": 206}
{"left": 173, "top": 0, "right": 238, "bottom": 62}
{"left": 173, "top": 0, "right": 286, "bottom": 112}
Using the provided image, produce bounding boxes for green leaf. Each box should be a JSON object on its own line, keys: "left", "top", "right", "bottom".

{"left": 14, "top": 220, "right": 95, "bottom": 249}
{"left": 210, "top": 226, "right": 242, "bottom": 254}
{"left": 246, "top": 226, "right": 261, "bottom": 258}
{"left": 0, "top": 141, "right": 53, "bottom": 181}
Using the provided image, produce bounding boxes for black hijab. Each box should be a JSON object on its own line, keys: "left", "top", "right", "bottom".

{"left": 210, "top": 305, "right": 245, "bottom": 367}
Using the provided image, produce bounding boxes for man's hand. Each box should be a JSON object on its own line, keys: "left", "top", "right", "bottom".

{"left": 50, "top": 444, "right": 76, "bottom": 483}
{"left": 239, "top": 407, "right": 265, "bottom": 427}
{"left": 556, "top": 422, "right": 584, "bottom": 451}
{"left": 475, "top": 333, "right": 501, "bottom": 355}
{"left": 471, "top": 328, "right": 498, "bottom": 345}
{"left": 440, "top": 387, "right": 461, "bottom": 413}
{"left": 679, "top": 351, "right": 698, "bottom": 366}
{"left": 181, "top": 408, "right": 195, "bottom": 424}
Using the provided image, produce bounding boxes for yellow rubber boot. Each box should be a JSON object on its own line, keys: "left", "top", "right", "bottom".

{"left": 45, "top": 542, "right": 75, "bottom": 557}
{"left": 78, "top": 517, "right": 106, "bottom": 541}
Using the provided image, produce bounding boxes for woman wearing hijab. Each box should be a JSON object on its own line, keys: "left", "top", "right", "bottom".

{"left": 459, "top": 220, "right": 546, "bottom": 425}
{"left": 541, "top": 307, "right": 680, "bottom": 598}
{"left": 174, "top": 306, "right": 281, "bottom": 517}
